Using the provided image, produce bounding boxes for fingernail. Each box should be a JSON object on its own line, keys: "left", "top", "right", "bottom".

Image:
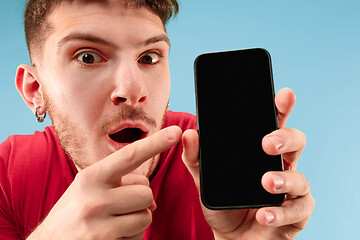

{"left": 267, "top": 135, "right": 283, "bottom": 150}
{"left": 265, "top": 211, "right": 275, "bottom": 225}
{"left": 273, "top": 175, "right": 284, "bottom": 192}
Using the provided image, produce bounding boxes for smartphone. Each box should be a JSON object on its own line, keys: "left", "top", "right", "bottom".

{"left": 194, "top": 48, "right": 285, "bottom": 209}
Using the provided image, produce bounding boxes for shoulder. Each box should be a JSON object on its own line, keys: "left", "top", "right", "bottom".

{"left": 164, "top": 110, "right": 197, "bottom": 131}
{"left": 0, "top": 126, "right": 66, "bottom": 183}
{"left": 0, "top": 126, "right": 59, "bottom": 208}
{"left": 0, "top": 126, "right": 60, "bottom": 163}
{"left": 0, "top": 127, "right": 75, "bottom": 238}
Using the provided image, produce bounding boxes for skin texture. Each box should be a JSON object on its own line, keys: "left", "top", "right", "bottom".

{"left": 14, "top": 1, "right": 314, "bottom": 239}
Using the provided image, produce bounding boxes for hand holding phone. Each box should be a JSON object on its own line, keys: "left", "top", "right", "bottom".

{"left": 194, "top": 48, "right": 285, "bottom": 209}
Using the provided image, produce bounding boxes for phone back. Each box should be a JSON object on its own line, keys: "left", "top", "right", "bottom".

{"left": 194, "top": 48, "right": 285, "bottom": 209}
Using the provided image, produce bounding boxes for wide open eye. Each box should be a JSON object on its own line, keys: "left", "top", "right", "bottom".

{"left": 137, "top": 52, "right": 161, "bottom": 65}
{"left": 75, "top": 51, "right": 105, "bottom": 65}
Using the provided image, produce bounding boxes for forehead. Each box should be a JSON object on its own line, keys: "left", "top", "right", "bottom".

{"left": 46, "top": 1, "right": 166, "bottom": 47}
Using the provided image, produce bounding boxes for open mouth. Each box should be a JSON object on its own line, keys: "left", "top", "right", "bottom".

{"left": 109, "top": 128, "right": 146, "bottom": 144}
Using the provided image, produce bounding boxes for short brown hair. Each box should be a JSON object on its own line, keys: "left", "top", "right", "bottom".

{"left": 24, "top": 0, "right": 179, "bottom": 63}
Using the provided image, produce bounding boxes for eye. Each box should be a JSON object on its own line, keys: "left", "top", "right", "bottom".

{"left": 74, "top": 50, "right": 106, "bottom": 65}
{"left": 137, "top": 52, "right": 161, "bottom": 65}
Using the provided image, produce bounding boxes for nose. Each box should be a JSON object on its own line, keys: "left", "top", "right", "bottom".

{"left": 110, "top": 62, "right": 147, "bottom": 106}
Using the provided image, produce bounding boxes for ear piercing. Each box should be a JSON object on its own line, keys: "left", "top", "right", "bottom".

{"left": 35, "top": 106, "right": 47, "bottom": 123}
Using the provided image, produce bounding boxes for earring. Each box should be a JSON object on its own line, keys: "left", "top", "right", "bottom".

{"left": 35, "top": 106, "right": 47, "bottom": 123}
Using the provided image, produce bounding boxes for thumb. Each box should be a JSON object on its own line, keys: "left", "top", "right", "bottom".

{"left": 182, "top": 129, "right": 201, "bottom": 192}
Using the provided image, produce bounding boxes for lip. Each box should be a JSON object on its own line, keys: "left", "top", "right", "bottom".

{"left": 106, "top": 121, "right": 150, "bottom": 151}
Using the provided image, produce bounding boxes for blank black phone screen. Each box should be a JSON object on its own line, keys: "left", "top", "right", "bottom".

{"left": 194, "top": 48, "right": 285, "bottom": 209}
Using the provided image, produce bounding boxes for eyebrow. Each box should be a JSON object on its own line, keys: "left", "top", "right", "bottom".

{"left": 141, "top": 35, "right": 171, "bottom": 48}
{"left": 56, "top": 32, "right": 170, "bottom": 54}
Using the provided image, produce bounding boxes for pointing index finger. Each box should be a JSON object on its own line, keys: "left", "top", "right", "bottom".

{"left": 90, "top": 126, "right": 182, "bottom": 186}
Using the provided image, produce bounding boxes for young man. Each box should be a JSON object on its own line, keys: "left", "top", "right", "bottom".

{"left": 0, "top": 0, "right": 314, "bottom": 239}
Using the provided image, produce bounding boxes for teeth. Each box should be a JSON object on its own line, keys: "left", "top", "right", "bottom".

{"left": 109, "top": 128, "right": 144, "bottom": 143}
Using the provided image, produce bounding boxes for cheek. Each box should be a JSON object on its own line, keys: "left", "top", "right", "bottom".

{"left": 148, "top": 72, "right": 170, "bottom": 117}
{"left": 41, "top": 68, "right": 109, "bottom": 127}
{"left": 73, "top": 92, "right": 107, "bottom": 121}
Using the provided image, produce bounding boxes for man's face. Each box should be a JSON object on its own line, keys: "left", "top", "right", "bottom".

{"left": 36, "top": 1, "right": 171, "bottom": 175}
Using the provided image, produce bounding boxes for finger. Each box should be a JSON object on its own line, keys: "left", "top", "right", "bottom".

{"left": 262, "top": 171, "right": 310, "bottom": 197}
{"left": 106, "top": 184, "right": 155, "bottom": 215}
{"left": 182, "top": 129, "right": 201, "bottom": 191}
{"left": 111, "top": 209, "right": 152, "bottom": 238}
{"left": 123, "top": 231, "right": 145, "bottom": 240}
{"left": 256, "top": 193, "right": 315, "bottom": 230}
{"left": 91, "top": 126, "right": 182, "bottom": 185}
{"left": 121, "top": 174, "right": 150, "bottom": 187}
{"left": 262, "top": 128, "right": 306, "bottom": 168}
{"left": 121, "top": 175, "right": 157, "bottom": 210}
{"left": 275, "top": 88, "right": 296, "bottom": 128}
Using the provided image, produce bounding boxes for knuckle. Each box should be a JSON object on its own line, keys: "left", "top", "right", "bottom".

{"left": 276, "top": 206, "right": 286, "bottom": 224}
{"left": 138, "top": 174, "right": 150, "bottom": 186}
{"left": 290, "top": 204, "right": 303, "bottom": 223}
{"left": 79, "top": 197, "right": 108, "bottom": 219}
{"left": 298, "top": 172, "right": 310, "bottom": 195}
{"left": 122, "top": 174, "right": 149, "bottom": 186}
{"left": 138, "top": 186, "right": 154, "bottom": 206}
{"left": 74, "top": 170, "right": 91, "bottom": 187}
{"left": 306, "top": 193, "right": 316, "bottom": 213}
{"left": 134, "top": 231, "right": 146, "bottom": 240}
{"left": 310, "top": 194, "right": 315, "bottom": 209}
{"left": 298, "top": 129, "right": 307, "bottom": 148}
{"left": 282, "top": 200, "right": 309, "bottom": 229}
{"left": 285, "top": 171, "right": 310, "bottom": 196}
{"left": 302, "top": 131, "right": 307, "bottom": 145}
{"left": 147, "top": 139, "right": 163, "bottom": 155}
{"left": 284, "top": 128, "right": 306, "bottom": 148}
{"left": 122, "top": 144, "right": 137, "bottom": 162}
{"left": 137, "top": 209, "right": 152, "bottom": 229}
{"left": 282, "top": 171, "right": 293, "bottom": 191}
{"left": 119, "top": 210, "right": 152, "bottom": 237}
{"left": 303, "top": 176, "right": 311, "bottom": 194}
{"left": 282, "top": 204, "right": 300, "bottom": 226}
{"left": 125, "top": 232, "right": 146, "bottom": 240}
{"left": 284, "top": 231, "right": 300, "bottom": 240}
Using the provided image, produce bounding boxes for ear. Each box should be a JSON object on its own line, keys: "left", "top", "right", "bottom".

{"left": 15, "top": 64, "right": 46, "bottom": 115}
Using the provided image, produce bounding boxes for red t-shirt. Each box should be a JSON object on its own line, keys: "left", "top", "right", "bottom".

{"left": 0, "top": 111, "right": 214, "bottom": 239}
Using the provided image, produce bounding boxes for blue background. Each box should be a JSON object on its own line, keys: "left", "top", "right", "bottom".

{"left": 1, "top": 0, "right": 359, "bottom": 239}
